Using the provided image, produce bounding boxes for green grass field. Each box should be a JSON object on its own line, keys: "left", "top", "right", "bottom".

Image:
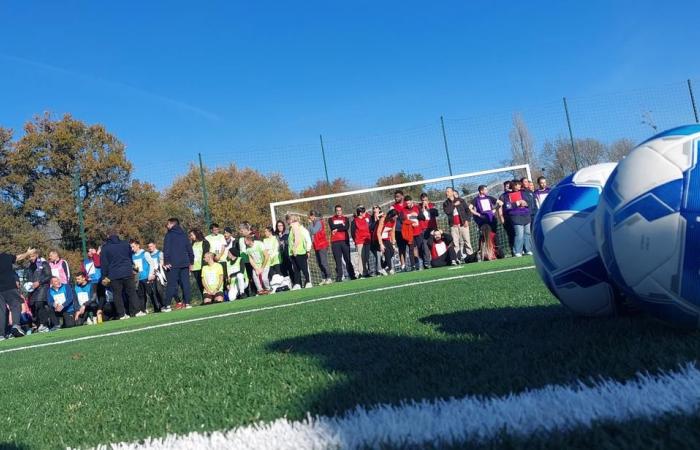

{"left": 1, "top": 257, "right": 699, "bottom": 449}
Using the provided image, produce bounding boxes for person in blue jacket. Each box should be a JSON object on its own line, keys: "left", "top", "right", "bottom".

{"left": 100, "top": 229, "right": 139, "bottom": 320}
{"left": 47, "top": 276, "right": 78, "bottom": 328}
{"left": 163, "top": 218, "right": 195, "bottom": 309}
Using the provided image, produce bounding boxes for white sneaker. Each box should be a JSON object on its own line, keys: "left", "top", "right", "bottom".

{"left": 119, "top": 315, "right": 130, "bottom": 320}
{"left": 185, "top": 304, "right": 193, "bottom": 309}
{"left": 378, "top": 269, "right": 388, "bottom": 276}
{"left": 161, "top": 306, "right": 172, "bottom": 313}
{"left": 325, "top": 279, "right": 333, "bottom": 285}
{"left": 514, "top": 253, "right": 523, "bottom": 257}
{"left": 525, "top": 251, "right": 533, "bottom": 256}
{"left": 389, "top": 269, "right": 395, "bottom": 275}
{"left": 135, "top": 311, "right": 147, "bottom": 317}
{"left": 292, "top": 284, "right": 301, "bottom": 291}
{"left": 305, "top": 282, "right": 313, "bottom": 288}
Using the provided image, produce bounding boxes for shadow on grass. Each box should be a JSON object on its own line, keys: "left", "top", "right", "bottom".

{"left": 0, "top": 443, "right": 32, "bottom": 450}
{"left": 267, "top": 304, "right": 700, "bottom": 417}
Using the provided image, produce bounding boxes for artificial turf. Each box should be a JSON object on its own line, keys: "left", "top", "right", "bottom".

{"left": 0, "top": 256, "right": 698, "bottom": 449}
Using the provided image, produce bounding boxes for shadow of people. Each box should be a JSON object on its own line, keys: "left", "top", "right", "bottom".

{"left": 267, "top": 304, "right": 699, "bottom": 419}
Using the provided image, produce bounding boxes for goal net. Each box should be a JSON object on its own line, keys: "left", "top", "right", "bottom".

{"left": 270, "top": 164, "right": 532, "bottom": 284}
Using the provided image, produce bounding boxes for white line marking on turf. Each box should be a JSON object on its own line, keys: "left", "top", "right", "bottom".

{"left": 1, "top": 266, "right": 534, "bottom": 355}
{"left": 81, "top": 363, "right": 700, "bottom": 450}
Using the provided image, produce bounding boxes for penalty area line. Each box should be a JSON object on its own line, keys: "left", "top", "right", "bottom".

{"left": 0, "top": 265, "right": 535, "bottom": 355}
{"left": 84, "top": 363, "right": 700, "bottom": 449}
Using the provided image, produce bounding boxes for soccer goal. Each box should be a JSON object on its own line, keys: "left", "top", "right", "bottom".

{"left": 270, "top": 164, "right": 532, "bottom": 284}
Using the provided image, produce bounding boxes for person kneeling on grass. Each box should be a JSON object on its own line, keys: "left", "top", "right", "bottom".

{"left": 245, "top": 235, "right": 272, "bottom": 295}
{"left": 47, "top": 276, "right": 78, "bottom": 329}
{"left": 201, "top": 252, "right": 225, "bottom": 304}
{"left": 426, "top": 229, "right": 459, "bottom": 268}
{"left": 73, "top": 272, "right": 101, "bottom": 325}
{"left": 226, "top": 240, "right": 249, "bottom": 300}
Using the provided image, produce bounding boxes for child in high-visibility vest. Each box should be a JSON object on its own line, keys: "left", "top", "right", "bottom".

{"left": 201, "top": 252, "right": 225, "bottom": 304}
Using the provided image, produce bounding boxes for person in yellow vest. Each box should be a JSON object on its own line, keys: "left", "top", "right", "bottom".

{"left": 201, "top": 252, "right": 224, "bottom": 304}
{"left": 244, "top": 235, "right": 271, "bottom": 295}
{"left": 287, "top": 214, "right": 313, "bottom": 290}
{"left": 188, "top": 228, "right": 209, "bottom": 302}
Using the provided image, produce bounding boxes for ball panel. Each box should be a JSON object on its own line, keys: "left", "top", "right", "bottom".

{"left": 611, "top": 146, "right": 682, "bottom": 206}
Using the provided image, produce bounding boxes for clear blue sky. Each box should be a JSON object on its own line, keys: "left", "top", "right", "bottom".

{"left": 2, "top": 0, "right": 700, "bottom": 190}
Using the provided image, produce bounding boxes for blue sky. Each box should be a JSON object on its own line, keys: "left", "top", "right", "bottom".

{"left": 1, "top": 0, "right": 700, "bottom": 191}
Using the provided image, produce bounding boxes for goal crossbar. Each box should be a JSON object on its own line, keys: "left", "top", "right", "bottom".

{"left": 270, "top": 164, "right": 531, "bottom": 226}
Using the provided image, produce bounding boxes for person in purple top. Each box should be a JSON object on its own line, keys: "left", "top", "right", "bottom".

{"left": 502, "top": 179, "right": 533, "bottom": 257}
{"left": 470, "top": 185, "right": 499, "bottom": 232}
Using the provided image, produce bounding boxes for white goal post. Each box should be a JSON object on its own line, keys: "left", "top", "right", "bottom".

{"left": 269, "top": 164, "right": 532, "bottom": 226}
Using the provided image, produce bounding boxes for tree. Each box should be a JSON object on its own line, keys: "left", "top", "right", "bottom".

{"left": 0, "top": 114, "right": 134, "bottom": 252}
{"left": 541, "top": 137, "right": 609, "bottom": 183}
{"left": 164, "top": 164, "right": 293, "bottom": 231}
{"left": 376, "top": 171, "right": 424, "bottom": 199}
{"left": 508, "top": 113, "right": 538, "bottom": 171}
{"left": 606, "top": 138, "right": 635, "bottom": 162}
{"left": 294, "top": 178, "right": 353, "bottom": 217}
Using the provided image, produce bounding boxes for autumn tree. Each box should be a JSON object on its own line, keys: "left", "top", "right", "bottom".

{"left": 164, "top": 164, "right": 293, "bottom": 231}
{"left": 376, "top": 171, "right": 424, "bottom": 199}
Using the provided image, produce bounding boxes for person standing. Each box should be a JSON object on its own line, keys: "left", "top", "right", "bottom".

{"left": 442, "top": 187, "right": 473, "bottom": 262}
{"left": 390, "top": 191, "right": 408, "bottom": 270}
{"left": 262, "top": 226, "right": 282, "bottom": 278}
{"left": 245, "top": 235, "right": 272, "bottom": 294}
{"left": 147, "top": 241, "right": 168, "bottom": 312}
{"left": 288, "top": 215, "right": 313, "bottom": 289}
{"left": 502, "top": 180, "right": 533, "bottom": 257}
{"left": 418, "top": 193, "right": 439, "bottom": 269}
{"left": 83, "top": 246, "right": 106, "bottom": 321}
{"left": 350, "top": 206, "right": 372, "bottom": 278}
{"left": 375, "top": 209, "right": 397, "bottom": 275}
{"left": 129, "top": 239, "right": 154, "bottom": 316}
{"left": 0, "top": 248, "right": 33, "bottom": 338}
{"left": 534, "top": 176, "right": 551, "bottom": 211}
{"left": 275, "top": 220, "right": 292, "bottom": 278}
{"left": 101, "top": 229, "right": 140, "bottom": 320}
{"left": 308, "top": 210, "right": 332, "bottom": 285}
{"left": 188, "top": 229, "right": 209, "bottom": 302}
{"left": 328, "top": 205, "right": 356, "bottom": 282}
{"left": 48, "top": 250, "right": 71, "bottom": 286}
{"left": 163, "top": 218, "right": 194, "bottom": 309}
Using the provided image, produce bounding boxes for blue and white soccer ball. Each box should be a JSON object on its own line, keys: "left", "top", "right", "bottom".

{"left": 533, "top": 163, "right": 621, "bottom": 316}
{"left": 595, "top": 125, "right": 700, "bottom": 328}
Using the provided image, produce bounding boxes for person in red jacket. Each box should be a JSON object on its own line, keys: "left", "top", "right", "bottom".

{"left": 426, "top": 229, "right": 459, "bottom": 267}
{"left": 390, "top": 190, "right": 408, "bottom": 271}
{"left": 308, "top": 210, "right": 332, "bottom": 285}
{"left": 375, "top": 208, "right": 398, "bottom": 275}
{"left": 351, "top": 205, "right": 372, "bottom": 278}
{"left": 402, "top": 196, "right": 423, "bottom": 271}
{"left": 328, "top": 205, "right": 356, "bottom": 282}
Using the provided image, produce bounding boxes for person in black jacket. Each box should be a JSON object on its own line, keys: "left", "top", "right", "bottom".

{"left": 27, "top": 250, "right": 60, "bottom": 331}
{"left": 442, "top": 187, "right": 473, "bottom": 261}
{"left": 0, "top": 248, "right": 33, "bottom": 338}
{"left": 163, "top": 218, "right": 194, "bottom": 309}
{"left": 101, "top": 230, "right": 140, "bottom": 319}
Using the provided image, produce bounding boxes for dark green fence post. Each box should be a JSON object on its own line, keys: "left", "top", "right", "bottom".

{"left": 198, "top": 153, "right": 211, "bottom": 231}
{"left": 440, "top": 116, "right": 455, "bottom": 189}
{"left": 319, "top": 134, "right": 333, "bottom": 214}
{"left": 73, "top": 168, "right": 87, "bottom": 261}
{"left": 688, "top": 79, "right": 699, "bottom": 123}
{"left": 562, "top": 97, "right": 580, "bottom": 170}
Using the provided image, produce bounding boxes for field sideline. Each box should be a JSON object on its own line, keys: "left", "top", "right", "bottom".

{"left": 2, "top": 257, "right": 699, "bottom": 449}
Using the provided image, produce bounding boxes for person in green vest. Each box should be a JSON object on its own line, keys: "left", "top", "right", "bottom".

{"left": 201, "top": 252, "right": 225, "bottom": 304}
{"left": 238, "top": 222, "right": 256, "bottom": 296}
{"left": 188, "top": 228, "right": 209, "bottom": 301}
{"left": 244, "top": 235, "right": 271, "bottom": 295}
{"left": 262, "top": 226, "right": 281, "bottom": 278}
{"left": 287, "top": 214, "right": 313, "bottom": 290}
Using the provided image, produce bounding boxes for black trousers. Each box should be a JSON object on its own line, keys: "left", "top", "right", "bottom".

{"left": 111, "top": 276, "right": 139, "bottom": 317}
{"left": 135, "top": 280, "right": 154, "bottom": 314}
{"left": 331, "top": 241, "right": 356, "bottom": 281}
{"left": 191, "top": 269, "right": 204, "bottom": 300}
{"left": 0, "top": 288, "right": 21, "bottom": 334}
{"left": 380, "top": 240, "right": 395, "bottom": 271}
{"left": 290, "top": 254, "right": 310, "bottom": 287}
{"left": 504, "top": 219, "right": 515, "bottom": 256}
{"left": 31, "top": 301, "right": 58, "bottom": 328}
{"left": 244, "top": 263, "right": 257, "bottom": 295}
{"left": 430, "top": 247, "right": 458, "bottom": 267}
{"left": 58, "top": 310, "right": 76, "bottom": 328}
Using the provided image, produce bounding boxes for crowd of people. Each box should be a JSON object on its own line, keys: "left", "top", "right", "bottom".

{"left": 0, "top": 176, "right": 550, "bottom": 339}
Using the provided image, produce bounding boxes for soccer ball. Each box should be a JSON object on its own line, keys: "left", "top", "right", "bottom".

{"left": 595, "top": 124, "right": 700, "bottom": 328}
{"left": 533, "top": 163, "right": 621, "bottom": 316}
